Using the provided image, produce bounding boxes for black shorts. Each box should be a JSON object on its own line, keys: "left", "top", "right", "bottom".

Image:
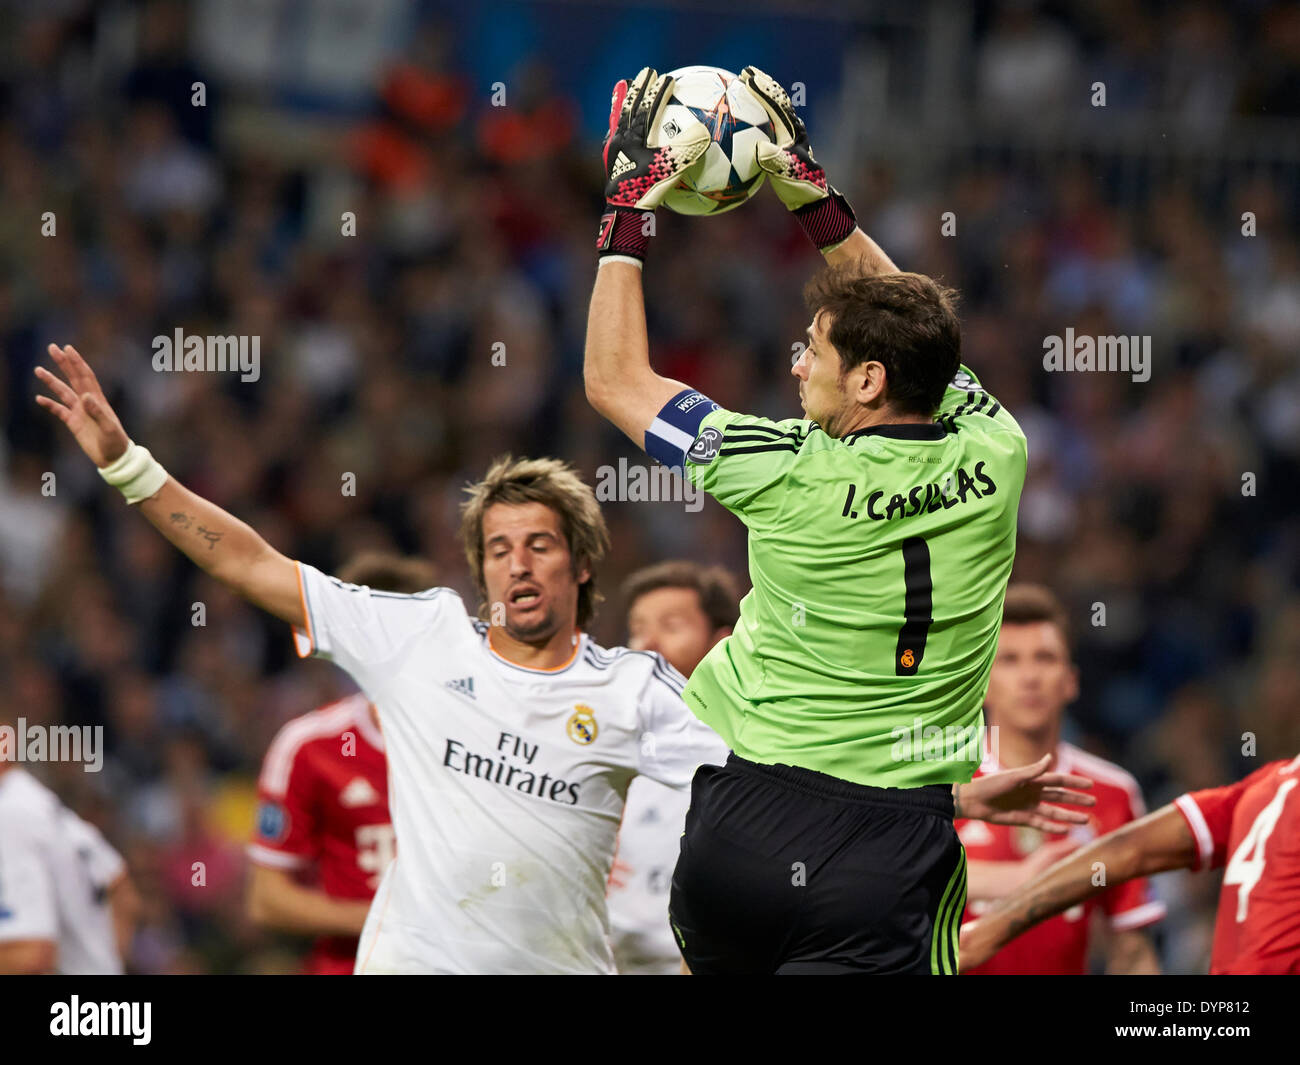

{"left": 668, "top": 754, "right": 967, "bottom": 974}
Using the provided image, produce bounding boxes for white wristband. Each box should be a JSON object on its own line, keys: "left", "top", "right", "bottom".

{"left": 597, "top": 255, "right": 644, "bottom": 270}
{"left": 98, "top": 441, "right": 168, "bottom": 504}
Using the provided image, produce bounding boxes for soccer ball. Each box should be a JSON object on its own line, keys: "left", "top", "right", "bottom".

{"left": 658, "top": 65, "right": 777, "bottom": 216}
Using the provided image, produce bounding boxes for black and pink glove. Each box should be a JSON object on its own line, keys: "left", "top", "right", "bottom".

{"left": 597, "top": 67, "right": 708, "bottom": 263}
{"left": 739, "top": 65, "right": 858, "bottom": 253}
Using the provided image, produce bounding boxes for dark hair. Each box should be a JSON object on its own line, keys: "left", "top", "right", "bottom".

{"left": 336, "top": 552, "right": 438, "bottom": 594}
{"left": 459, "top": 455, "right": 610, "bottom": 627}
{"left": 1001, "top": 583, "right": 1072, "bottom": 654}
{"left": 802, "top": 265, "right": 962, "bottom": 417}
{"left": 620, "top": 560, "right": 742, "bottom": 633}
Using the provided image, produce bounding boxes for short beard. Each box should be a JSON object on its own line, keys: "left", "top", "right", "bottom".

{"left": 505, "top": 604, "right": 561, "bottom": 644}
{"left": 818, "top": 379, "right": 854, "bottom": 439}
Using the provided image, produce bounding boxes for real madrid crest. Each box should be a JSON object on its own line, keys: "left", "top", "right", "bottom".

{"left": 566, "top": 704, "right": 598, "bottom": 745}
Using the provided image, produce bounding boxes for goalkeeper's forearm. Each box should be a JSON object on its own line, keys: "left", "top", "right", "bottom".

{"left": 584, "top": 261, "right": 690, "bottom": 444}
{"left": 134, "top": 477, "right": 304, "bottom": 627}
{"left": 821, "top": 227, "right": 899, "bottom": 276}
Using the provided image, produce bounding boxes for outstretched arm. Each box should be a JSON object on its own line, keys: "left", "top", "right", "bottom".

{"left": 959, "top": 804, "right": 1195, "bottom": 971}
{"left": 35, "top": 343, "right": 304, "bottom": 627}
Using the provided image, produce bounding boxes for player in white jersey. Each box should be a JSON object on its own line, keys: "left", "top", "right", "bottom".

{"left": 0, "top": 761, "right": 138, "bottom": 974}
{"left": 34, "top": 344, "right": 727, "bottom": 972}
{"left": 607, "top": 561, "right": 739, "bottom": 975}
{"left": 36, "top": 342, "right": 1101, "bottom": 973}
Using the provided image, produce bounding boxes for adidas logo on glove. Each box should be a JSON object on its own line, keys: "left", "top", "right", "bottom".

{"left": 610, "top": 151, "right": 636, "bottom": 180}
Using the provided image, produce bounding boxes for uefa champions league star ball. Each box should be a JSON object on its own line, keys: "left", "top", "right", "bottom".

{"left": 658, "top": 65, "right": 777, "bottom": 216}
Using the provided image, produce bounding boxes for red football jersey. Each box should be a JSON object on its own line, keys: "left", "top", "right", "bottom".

{"left": 248, "top": 693, "right": 394, "bottom": 974}
{"left": 1174, "top": 753, "right": 1300, "bottom": 974}
{"left": 957, "top": 743, "right": 1165, "bottom": 974}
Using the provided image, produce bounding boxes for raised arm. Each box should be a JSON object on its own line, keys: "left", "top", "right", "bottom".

{"left": 35, "top": 343, "right": 304, "bottom": 627}
{"left": 959, "top": 804, "right": 1196, "bottom": 971}
{"left": 738, "top": 67, "right": 898, "bottom": 278}
{"left": 584, "top": 68, "right": 704, "bottom": 443}
{"left": 584, "top": 261, "right": 690, "bottom": 445}
{"left": 584, "top": 67, "right": 899, "bottom": 444}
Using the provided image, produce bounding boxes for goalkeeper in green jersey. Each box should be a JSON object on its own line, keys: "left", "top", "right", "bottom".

{"left": 585, "top": 67, "right": 1092, "bottom": 974}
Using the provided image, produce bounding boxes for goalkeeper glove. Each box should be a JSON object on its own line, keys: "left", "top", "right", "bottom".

{"left": 598, "top": 67, "right": 708, "bottom": 264}
{"left": 739, "top": 66, "right": 858, "bottom": 253}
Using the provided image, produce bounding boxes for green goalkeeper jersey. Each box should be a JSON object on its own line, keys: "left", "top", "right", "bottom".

{"left": 645, "top": 367, "right": 1026, "bottom": 787}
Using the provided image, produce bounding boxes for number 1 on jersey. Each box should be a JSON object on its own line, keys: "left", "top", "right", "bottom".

{"left": 895, "top": 537, "right": 933, "bottom": 676}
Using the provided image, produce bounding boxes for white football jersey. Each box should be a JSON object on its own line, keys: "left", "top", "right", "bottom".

{"left": 0, "top": 768, "right": 125, "bottom": 974}
{"left": 607, "top": 774, "right": 694, "bottom": 974}
{"left": 292, "top": 563, "right": 728, "bottom": 974}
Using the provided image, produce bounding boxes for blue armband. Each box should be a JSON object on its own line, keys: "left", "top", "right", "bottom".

{"left": 645, "top": 389, "right": 719, "bottom": 470}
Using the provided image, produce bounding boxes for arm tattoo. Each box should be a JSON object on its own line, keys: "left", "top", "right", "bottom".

{"left": 1007, "top": 885, "right": 1072, "bottom": 939}
{"left": 168, "top": 512, "right": 222, "bottom": 550}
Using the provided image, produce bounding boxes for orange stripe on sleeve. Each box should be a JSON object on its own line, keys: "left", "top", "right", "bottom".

{"left": 292, "top": 560, "right": 315, "bottom": 658}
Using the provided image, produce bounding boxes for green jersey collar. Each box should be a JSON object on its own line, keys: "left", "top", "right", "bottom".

{"left": 843, "top": 422, "right": 946, "bottom": 442}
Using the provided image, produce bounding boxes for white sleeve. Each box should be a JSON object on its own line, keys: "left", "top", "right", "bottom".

{"left": 635, "top": 655, "right": 730, "bottom": 789}
{"left": 61, "top": 811, "right": 126, "bottom": 890}
{"left": 291, "top": 562, "right": 459, "bottom": 690}
{"left": 0, "top": 822, "right": 57, "bottom": 943}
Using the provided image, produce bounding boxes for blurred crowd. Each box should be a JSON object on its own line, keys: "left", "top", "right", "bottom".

{"left": 0, "top": 0, "right": 1297, "bottom": 973}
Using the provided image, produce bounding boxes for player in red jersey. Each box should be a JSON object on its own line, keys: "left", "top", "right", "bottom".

{"left": 961, "top": 751, "right": 1300, "bottom": 974}
{"left": 246, "top": 553, "right": 434, "bottom": 974}
{"left": 957, "top": 585, "right": 1163, "bottom": 974}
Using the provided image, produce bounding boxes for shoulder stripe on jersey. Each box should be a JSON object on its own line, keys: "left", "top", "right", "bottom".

{"left": 1173, "top": 794, "right": 1216, "bottom": 871}
{"left": 650, "top": 672, "right": 686, "bottom": 699}
{"left": 651, "top": 652, "right": 686, "bottom": 680}
{"left": 652, "top": 663, "right": 686, "bottom": 694}
{"left": 583, "top": 644, "right": 634, "bottom": 669}
{"left": 582, "top": 650, "right": 609, "bottom": 671}
{"left": 471, "top": 618, "right": 489, "bottom": 635}
{"left": 723, "top": 432, "right": 803, "bottom": 446}
{"left": 246, "top": 843, "right": 309, "bottom": 870}
{"left": 719, "top": 442, "right": 800, "bottom": 457}
{"left": 948, "top": 393, "right": 990, "bottom": 420}
{"left": 726, "top": 420, "right": 800, "bottom": 439}
{"left": 946, "top": 394, "right": 1002, "bottom": 423}
{"left": 726, "top": 424, "right": 804, "bottom": 440}
{"left": 261, "top": 695, "right": 369, "bottom": 795}
{"left": 1110, "top": 900, "right": 1167, "bottom": 932}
